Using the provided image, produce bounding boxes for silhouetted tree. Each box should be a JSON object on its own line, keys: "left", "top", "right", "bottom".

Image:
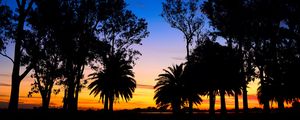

{"left": 161, "top": 0, "right": 204, "bottom": 114}
{"left": 182, "top": 63, "right": 203, "bottom": 113}
{"left": 29, "top": 0, "right": 127, "bottom": 111}
{"left": 0, "top": 0, "right": 12, "bottom": 57}
{"left": 202, "top": 0, "right": 254, "bottom": 114}
{"left": 189, "top": 39, "right": 243, "bottom": 116}
{"left": 203, "top": 0, "right": 300, "bottom": 114}
{"left": 5, "top": 0, "right": 35, "bottom": 111}
{"left": 22, "top": 32, "right": 63, "bottom": 110}
{"left": 89, "top": 51, "right": 136, "bottom": 112}
{"left": 154, "top": 64, "right": 185, "bottom": 114}
{"left": 99, "top": 3, "right": 149, "bottom": 62}
{"left": 274, "top": 0, "right": 300, "bottom": 111}
{"left": 247, "top": 0, "right": 296, "bottom": 112}
{"left": 88, "top": 1, "right": 149, "bottom": 111}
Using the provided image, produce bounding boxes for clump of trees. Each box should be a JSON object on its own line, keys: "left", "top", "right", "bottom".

{"left": 0, "top": 0, "right": 148, "bottom": 111}
{"left": 154, "top": 0, "right": 300, "bottom": 116}
{"left": 161, "top": 0, "right": 204, "bottom": 114}
{"left": 2, "top": 0, "right": 300, "bottom": 115}
{"left": 88, "top": 1, "right": 149, "bottom": 111}
{"left": 202, "top": 0, "right": 300, "bottom": 113}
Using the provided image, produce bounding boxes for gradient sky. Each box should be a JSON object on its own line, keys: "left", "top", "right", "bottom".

{"left": 0, "top": 0, "right": 269, "bottom": 110}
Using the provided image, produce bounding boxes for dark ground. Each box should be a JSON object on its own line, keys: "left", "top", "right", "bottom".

{"left": 0, "top": 109, "right": 299, "bottom": 120}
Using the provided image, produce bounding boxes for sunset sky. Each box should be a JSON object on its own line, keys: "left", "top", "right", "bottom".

{"left": 0, "top": 0, "right": 267, "bottom": 110}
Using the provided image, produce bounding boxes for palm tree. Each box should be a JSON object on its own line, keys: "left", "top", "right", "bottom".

{"left": 161, "top": 0, "right": 204, "bottom": 114}
{"left": 154, "top": 64, "right": 184, "bottom": 114}
{"left": 154, "top": 63, "right": 202, "bottom": 114}
{"left": 183, "top": 63, "right": 203, "bottom": 113}
{"left": 88, "top": 51, "right": 136, "bottom": 111}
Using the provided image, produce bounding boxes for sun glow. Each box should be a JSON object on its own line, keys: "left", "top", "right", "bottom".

{"left": 0, "top": 70, "right": 266, "bottom": 110}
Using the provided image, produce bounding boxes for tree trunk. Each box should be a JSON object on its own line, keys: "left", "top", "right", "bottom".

{"left": 172, "top": 101, "right": 180, "bottom": 115}
{"left": 74, "top": 86, "right": 79, "bottom": 110}
{"left": 74, "top": 65, "right": 84, "bottom": 110}
{"left": 66, "top": 59, "right": 76, "bottom": 111}
{"left": 259, "top": 66, "right": 270, "bottom": 113}
{"left": 8, "top": 0, "right": 34, "bottom": 111}
{"left": 188, "top": 99, "right": 193, "bottom": 115}
{"left": 186, "top": 37, "right": 193, "bottom": 115}
{"left": 220, "top": 89, "right": 227, "bottom": 115}
{"left": 74, "top": 75, "right": 80, "bottom": 110}
{"left": 43, "top": 83, "right": 53, "bottom": 110}
{"left": 242, "top": 81, "right": 248, "bottom": 113}
{"left": 74, "top": 80, "right": 80, "bottom": 110}
{"left": 277, "top": 97, "right": 284, "bottom": 112}
{"left": 109, "top": 95, "right": 114, "bottom": 112}
{"left": 241, "top": 62, "right": 248, "bottom": 114}
{"left": 40, "top": 87, "right": 48, "bottom": 110}
{"left": 234, "top": 90, "right": 239, "bottom": 113}
{"left": 63, "top": 88, "right": 67, "bottom": 110}
{"left": 8, "top": 78, "right": 21, "bottom": 110}
{"left": 186, "top": 40, "right": 190, "bottom": 61}
{"left": 209, "top": 90, "right": 215, "bottom": 116}
{"left": 8, "top": 12, "right": 26, "bottom": 111}
{"left": 263, "top": 101, "right": 270, "bottom": 113}
{"left": 104, "top": 95, "right": 109, "bottom": 111}
{"left": 42, "top": 95, "right": 50, "bottom": 110}
{"left": 67, "top": 77, "right": 75, "bottom": 111}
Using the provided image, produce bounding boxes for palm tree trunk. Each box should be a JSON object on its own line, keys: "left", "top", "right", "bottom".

{"left": 220, "top": 89, "right": 227, "bottom": 115}
{"left": 188, "top": 100, "right": 193, "bottom": 114}
{"left": 67, "top": 80, "right": 76, "bottom": 111}
{"left": 171, "top": 102, "right": 175, "bottom": 114}
{"left": 66, "top": 59, "right": 76, "bottom": 111}
{"left": 263, "top": 101, "right": 270, "bottom": 113}
{"left": 74, "top": 79, "right": 80, "bottom": 110}
{"left": 172, "top": 98, "right": 180, "bottom": 115}
{"left": 234, "top": 90, "right": 239, "bottom": 113}
{"left": 209, "top": 90, "right": 215, "bottom": 116}
{"left": 241, "top": 58, "right": 249, "bottom": 114}
{"left": 109, "top": 95, "right": 114, "bottom": 112}
{"left": 259, "top": 66, "right": 270, "bottom": 113}
{"left": 242, "top": 80, "right": 248, "bottom": 113}
{"left": 104, "top": 95, "right": 109, "bottom": 111}
{"left": 74, "top": 65, "right": 84, "bottom": 110}
{"left": 277, "top": 97, "right": 284, "bottom": 112}
{"left": 63, "top": 88, "right": 67, "bottom": 110}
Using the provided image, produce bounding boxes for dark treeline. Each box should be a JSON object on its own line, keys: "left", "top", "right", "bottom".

{"left": 0, "top": 0, "right": 149, "bottom": 112}
{"left": 1, "top": 0, "right": 300, "bottom": 118}
{"left": 154, "top": 0, "right": 300, "bottom": 117}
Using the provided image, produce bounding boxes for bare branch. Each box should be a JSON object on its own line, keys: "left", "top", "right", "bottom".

{"left": 24, "top": 0, "right": 34, "bottom": 16}
{"left": 0, "top": 52, "right": 14, "bottom": 63}
{"left": 16, "top": 0, "right": 21, "bottom": 8}
{"left": 19, "top": 63, "right": 33, "bottom": 81}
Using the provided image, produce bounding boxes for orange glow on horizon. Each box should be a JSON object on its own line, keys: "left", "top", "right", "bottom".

{"left": 1, "top": 74, "right": 291, "bottom": 110}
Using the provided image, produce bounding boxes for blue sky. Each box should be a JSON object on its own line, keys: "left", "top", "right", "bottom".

{"left": 0, "top": 0, "right": 187, "bottom": 80}
{"left": 0, "top": 0, "right": 188, "bottom": 109}
{"left": 0, "top": 0, "right": 248, "bottom": 110}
